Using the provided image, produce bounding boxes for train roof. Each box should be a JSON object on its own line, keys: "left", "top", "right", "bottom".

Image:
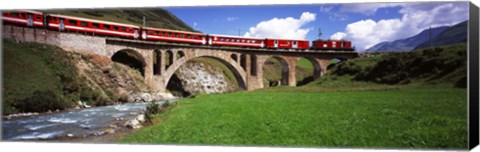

{"left": 48, "top": 14, "right": 140, "bottom": 28}
{"left": 265, "top": 38, "right": 309, "bottom": 41}
{"left": 208, "top": 34, "right": 265, "bottom": 40}
{"left": 3, "top": 10, "right": 44, "bottom": 15}
{"left": 313, "top": 39, "right": 351, "bottom": 42}
{"left": 142, "top": 26, "right": 203, "bottom": 35}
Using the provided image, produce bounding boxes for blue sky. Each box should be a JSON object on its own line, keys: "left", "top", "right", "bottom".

{"left": 165, "top": 2, "right": 469, "bottom": 51}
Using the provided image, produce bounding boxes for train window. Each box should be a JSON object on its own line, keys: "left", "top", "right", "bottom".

{"left": 162, "top": 32, "right": 166, "bottom": 36}
{"left": 113, "top": 26, "right": 119, "bottom": 31}
{"left": 242, "top": 39, "right": 245, "bottom": 43}
{"left": 68, "top": 20, "right": 77, "bottom": 25}
{"left": 92, "top": 23, "right": 100, "bottom": 28}
{"left": 121, "top": 27, "right": 126, "bottom": 31}
{"left": 156, "top": 31, "right": 161, "bottom": 35}
{"left": 10, "top": 12, "right": 19, "bottom": 17}
{"left": 247, "top": 40, "right": 251, "bottom": 43}
{"left": 187, "top": 35, "right": 191, "bottom": 38}
{"left": 236, "top": 39, "right": 240, "bottom": 42}
{"left": 252, "top": 40, "right": 256, "bottom": 43}
{"left": 35, "top": 15, "right": 41, "bottom": 20}
{"left": 147, "top": 30, "right": 154, "bottom": 35}
{"left": 80, "top": 21, "right": 88, "bottom": 27}
{"left": 180, "top": 34, "right": 184, "bottom": 38}
{"left": 103, "top": 25, "right": 110, "bottom": 30}
{"left": 175, "top": 33, "right": 179, "bottom": 37}
{"left": 286, "top": 41, "right": 290, "bottom": 45}
{"left": 293, "top": 41, "right": 297, "bottom": 45}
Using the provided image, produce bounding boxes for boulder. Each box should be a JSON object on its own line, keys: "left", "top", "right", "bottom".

{"left": 136, "top": 114, "right": 145, "bottom": 123}
{"left": 124, "top": 119, "right": 142, "bottom": 129}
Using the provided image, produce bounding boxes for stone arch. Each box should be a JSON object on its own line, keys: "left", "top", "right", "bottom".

{"left": 165, "top": 50, "right": 174, "bottom": 69}
{"left": 176, "top": 50, "right": 185, "bottom": 60}
{"left": 153, "top": 49, "right": 162, "bottom": 75}
{"left": 303, "top": 57, "right": 322, "bottom": 80}
{"left": 260, "top": 56, "right": 289, "bottom": 86}
{"left": 111, "top": 49, "right": 146, "bottom": 76}
{"left": 163, "top": 53, "right": 247, "bottom": 90}
{"left": 240, "top": 54, "right": 247, "bottom": 71}
{"left": 231, "top": 54, "right": 238, "bottom": 63}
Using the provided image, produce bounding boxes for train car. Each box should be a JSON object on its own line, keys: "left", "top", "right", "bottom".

{"left": 208, "top": 34, "right": 265, "bottom": 48}
{"left": 265, "top": 38, "right": 309, "bottom": 49}
{"left": 47, "top": 14, "right": 140, "bottom": 39}
{"left": 312, "top": 39, "right": 354, "bottom": 51}
{"left": 1, "top": 10, "right": 44, "bottom": 27}
{"left": 142, "top": 27, "right": 206, "bottom": 44}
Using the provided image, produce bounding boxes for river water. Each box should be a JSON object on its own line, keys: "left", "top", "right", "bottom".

{"left": 2, "top": 99, "right": 177, "bottom": 140}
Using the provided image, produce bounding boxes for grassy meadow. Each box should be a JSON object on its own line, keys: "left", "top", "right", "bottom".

{"left": 118, "top": 85, "right": 467, "bottom": 149}
{"left": 118, "top": 44, "right": 468, "bottom": 149}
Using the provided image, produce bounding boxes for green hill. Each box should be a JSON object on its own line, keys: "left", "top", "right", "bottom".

{"left": 42, "top": 8, "right": 197, "bottom": 32}
{"left": 311, "top": 43, "right": 467, "bottom": 88}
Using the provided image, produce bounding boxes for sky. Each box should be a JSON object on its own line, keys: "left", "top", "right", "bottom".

{"left": 165, "top": 2, "right": 469, "bottom": 51}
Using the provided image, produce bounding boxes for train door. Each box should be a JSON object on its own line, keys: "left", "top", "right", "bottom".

{"left": 292, "top": 41, "right": 298, "bottom": 49}
{"left": 141, "top": 30, "right": 147, "bottom": 39}
{"left": 274, "top": 40, "right": 278, "bottom": 48}
{"left": 202, "top": 36, "right": 206, "bottom": 45}
{"left": 208, "top": 36, "right": 213, "bottom": 45}
{"left": 134, "top": 29, "right": 139, "bottom": 39}
{"left": 27, "top": 14, "right": 33, "bottom": 27}
{"left": 59, "top": 18, "right": 65, "bottom": 31}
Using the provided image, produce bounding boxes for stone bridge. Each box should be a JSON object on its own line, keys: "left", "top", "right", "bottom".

{"left": 2, "top": 25, "right": 358, "bottom": 92}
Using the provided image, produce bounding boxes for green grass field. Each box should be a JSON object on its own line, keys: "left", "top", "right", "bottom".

{"left": 118, "top": 85, "right": 467, "bottom": 149}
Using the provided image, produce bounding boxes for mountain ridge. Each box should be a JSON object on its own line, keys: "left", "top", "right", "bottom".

{"left": 366, "top": 20, "right": 468, "bottom": 52}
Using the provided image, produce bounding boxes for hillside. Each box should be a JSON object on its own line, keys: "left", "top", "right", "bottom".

{"left": 42, "top": 8, "right": 197, "bottom": 32}
{"left": 366, "top": 26, "right": 448, "bottom": 52}
{"left": 2, "top": 39, "right": 150, "bottom": 115}
{"left": 311, "top": 43, "right": 467, "bottom": 88}
{"left": 415, "top": 20, "right": 468, "bottom": 49}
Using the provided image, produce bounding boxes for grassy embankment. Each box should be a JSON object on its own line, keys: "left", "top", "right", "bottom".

{"left": 118, "top": 44, "right": 468, "bottom": 149}
{"left": 2, "top": 39, "right": 146, "bottom": 115}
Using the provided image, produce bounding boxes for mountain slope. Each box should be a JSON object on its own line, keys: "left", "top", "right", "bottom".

{"left": 42, "top": 8, "right": 197, "bottom": 32}
{"left": 414, "top": 20, "right": 467, "bottom": 49}
{"left": 366, "top": 26, "right": 448, "bottom": 52}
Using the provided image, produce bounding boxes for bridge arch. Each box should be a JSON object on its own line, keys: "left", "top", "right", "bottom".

{"left": 111, "top": 49, "right": 146, "bottom": 76}
{"left": 162, "top": 52, "right": 247, "bottom": 90}
{"left": 260, "top": 55, "right": 290, "bottom": 87}
{"left": 302, "top": 57, "right": 323, "bottom": 80}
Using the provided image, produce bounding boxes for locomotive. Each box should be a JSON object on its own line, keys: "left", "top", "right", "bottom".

{"left": 2, "top": 10, "right": 355, "bottom": 51}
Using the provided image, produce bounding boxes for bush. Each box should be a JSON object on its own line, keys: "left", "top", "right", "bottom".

{"left": 145, "top": 101, "right": 161, "bottom": 125}
{"left": 13, "top": 90, "right": 71, "bottom": 113}
{"left": 144, "top": 100, "right": 176, "bottom": 125}
{"left": 80, "top": 87, "right": 100, "bottom": 104}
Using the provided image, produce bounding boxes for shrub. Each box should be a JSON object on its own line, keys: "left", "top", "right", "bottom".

{"left": 145, "top": 101, "right": 161, "bottom": 125}
{"left": 13, "top": 90, "right": 71, "bottom": 113}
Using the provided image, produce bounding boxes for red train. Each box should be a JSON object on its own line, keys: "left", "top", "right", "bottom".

{"left": 312, "top": 39, "right": 355, "bottom": 51}
{"left": 2, "top": 10, "right": 354, "bottom": 51}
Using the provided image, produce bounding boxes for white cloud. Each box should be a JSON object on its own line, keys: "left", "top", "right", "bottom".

{"left": 331, "top": 2, "right": 468, "bottom": 51}
{"left": 330, "top": 32, "right": 347, "bottom": 40}
{"left": 193, "top": 22, "right": 198, "bottom": 28}
{"left": 226, "top": 17, "right": 239, "bottom": 21}
{"left": 243, "top": 12, "right": 316, "bottom": 39}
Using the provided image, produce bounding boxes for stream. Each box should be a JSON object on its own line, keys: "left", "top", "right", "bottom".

{"left": 2, "top": 99, "right": 178, "bottom": 141}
